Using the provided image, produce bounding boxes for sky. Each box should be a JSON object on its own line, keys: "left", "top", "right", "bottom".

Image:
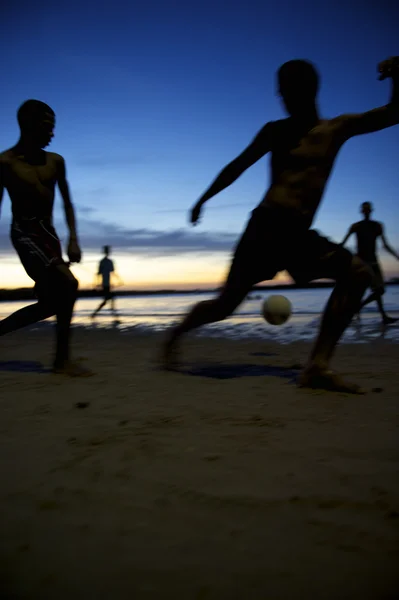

{"left": 1, "top": 0, "right": 398, "bottom": 289}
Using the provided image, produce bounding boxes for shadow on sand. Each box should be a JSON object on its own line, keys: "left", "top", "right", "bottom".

{"left": 183, "top": 362, "right": 300, "bottom": 380}
{"left": 0, "top": 360, "right": 50, "bottom": 374}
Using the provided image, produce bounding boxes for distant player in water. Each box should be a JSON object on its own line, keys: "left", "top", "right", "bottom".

{"left": 341, "top": 202, "right": 399, "bottom": 325}
{"left": 162, "top": 56, "right": 399, "bottom": 393}
{"left": 91, "top": 245, "right": 121, "bottom": 318}
{"left": 0, "top": 100, "right": 92, "bottom": 376}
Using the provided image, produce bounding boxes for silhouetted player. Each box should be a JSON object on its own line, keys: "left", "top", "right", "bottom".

{"left": 341, "top": 201, "right": 399, "bottom": 325}
{"left": 0, "top": 100, "right": 92, "bottom": 376}
{"left": 163, "top": 57, "right": 399, "bottom": 393}
{"left": 92, "top": 245, "right": 118, "bottom": 318}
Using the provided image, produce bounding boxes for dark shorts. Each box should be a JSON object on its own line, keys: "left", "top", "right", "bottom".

{"left": 11, "top": 219, "right": 65, "bottom": 294}
{"left": 367, "top": 261, "right": 385, "bottom": 293}
{"left": 103, "top": 285, "right": 114, "bottom": 300}
{"left": 226, "top": 206, "right": 353, "bottom": 290}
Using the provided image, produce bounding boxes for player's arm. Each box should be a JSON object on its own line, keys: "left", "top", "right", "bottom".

{"left": 191, "top": 122, "right": 274, "bottom": 224}
{"left": 380, "top": 223, "right": 399, "bottom": 260}
{"left": 340, "top": 57, "right": 399, "bottom": 140}
{"left": 113, "top": 273, "right": 123, "bottom": 286}
{"left": 340, "top": 224, "right": 355, "bottom": 246}
{"left": 109, "top": 262, "right": 122, "bottom": 286}
{"left": 112, "top": 267, "right": 123, "bottom": 286}
{"left": 94, "top": 262, "right": 103, "bottom": 287}
{"left": 56, "top": 155, "right": 81, "bottom": 263}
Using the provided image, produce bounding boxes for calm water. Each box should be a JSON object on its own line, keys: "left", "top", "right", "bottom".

{"left": 1, "top": 286, "right": 399, "bottom": 344}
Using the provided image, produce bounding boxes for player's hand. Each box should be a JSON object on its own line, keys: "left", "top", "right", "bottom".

{"left": 67, "top": 238, "right": 82, "bottom": 263}
{"left": 378, "top": 56, "right": 399, "bottom": 81}
{"left": 190, "top": 201, "right": 203, "bottom": 226}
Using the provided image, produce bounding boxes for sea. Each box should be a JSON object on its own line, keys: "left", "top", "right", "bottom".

{"left": 1, "top": 286, "right": 399, "bottom": 344}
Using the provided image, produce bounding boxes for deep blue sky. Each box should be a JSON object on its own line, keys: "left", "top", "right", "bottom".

{"left": 1, "top": 0, "right": 398, "bottom": 287}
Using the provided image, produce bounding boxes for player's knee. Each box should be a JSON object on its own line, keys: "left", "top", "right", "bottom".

{"left": 61, "top": 274, "right": 78, "bottom": 297}
{"left": 202, "top": 299, "right": 226, "bottom": 321}
{"left": 213, "top": 297, "right": 238, "bottom": 321}
{"left": 54, "top": 264, "right": 78, "bottom": 289}
{"left": 38, "top": 297, "right": 57, "bottom": 318}
{"left": 70, "top": 274, "right": 79, "bottom": 293}
{"left": 67, "top": 277, "right": 79, "bottom": 302}
{"left": 215, "top": 305, "right": 230, "bottom": 321}
{"left": 56, "top": 272, "right": 78, "bottom": 301}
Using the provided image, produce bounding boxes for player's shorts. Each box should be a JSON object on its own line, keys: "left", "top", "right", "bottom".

{"left": 11, "top": 219, "right": 65, "bottom": 291}
{"left": 102, "top": 285, "right": 114, "bottom": 300}
{"left": 226, "top": 205, "right": 353, "bottom": 290}
{"left": 367, "top": 261, "right": 385, "bottom": 293}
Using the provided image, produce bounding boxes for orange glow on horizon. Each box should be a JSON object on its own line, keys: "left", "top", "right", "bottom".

{"left": 1, "top": 252, "right": 398, "bottom": 291}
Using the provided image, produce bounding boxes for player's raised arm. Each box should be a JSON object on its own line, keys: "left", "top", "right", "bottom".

{"left": 340, "top": 224, "right": 355, "bottom": 246}
{"left": 380, "top": 223, "right": 399, "bottom": 261}
{"left": 190, "top": 122, "right": 274, "bottom": 225}
{"left": 340, "top": 57, "right": 399, "bottom": 140}
{"left": 56, "top": 155, "right": 82, "bottom": 263}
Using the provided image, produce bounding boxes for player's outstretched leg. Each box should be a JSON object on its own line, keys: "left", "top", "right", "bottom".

{"left": 298, "top": 257, "right": 371, "bottom": 393}
{"left": 360, "top": 291, "right": 398, "bottom": 325}
{"left": 0, "top": 302, "right": 55, "bottom": 336}
{"left": 92, "top": 299, "right": 107, "bottom": 318}
{"left": 162, "top": 285, "right": 248, "bottom": 370}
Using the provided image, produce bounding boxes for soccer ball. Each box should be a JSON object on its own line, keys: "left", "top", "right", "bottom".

{"left": 262, "top": 295, "right": 292, "bottom": 325}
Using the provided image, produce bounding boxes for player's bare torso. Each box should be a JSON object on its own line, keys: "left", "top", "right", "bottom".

{"left": 352, "top": 220, "right": 382, "bottom": 262}
{"left": 260, "top": 116, "right": 346, "bottom": 225}
{"left": 0, "top": 147, "right": 61, "bottom": 221}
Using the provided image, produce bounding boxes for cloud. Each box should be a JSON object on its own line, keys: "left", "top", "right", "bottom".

{"left": 76, "top": 205, "right": 97, "bottom": 214}
{"left": 0, "top": 212, "right": 238, "bottom": 255}
{"left": 0, "top": 198, "right": 240, "bottom": 257}
{"left": 74, "top": 217, "right": 238, "bottom": 255}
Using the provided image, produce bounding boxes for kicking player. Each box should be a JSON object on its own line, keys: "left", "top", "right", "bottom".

{"left": 162, "top": 57, "right": 399, "bottom": 393}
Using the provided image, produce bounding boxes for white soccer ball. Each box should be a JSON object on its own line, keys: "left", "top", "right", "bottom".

{"left": 262, "top": 295, "right": 292, "bottom": 326}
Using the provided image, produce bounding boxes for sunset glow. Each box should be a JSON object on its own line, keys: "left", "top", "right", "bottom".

{"left": 1, "top": 252, "right": 398, "bottom": 291}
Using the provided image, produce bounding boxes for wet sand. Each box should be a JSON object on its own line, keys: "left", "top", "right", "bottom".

{"left": 0, "top": 328, "right": 398, "bottom": 599}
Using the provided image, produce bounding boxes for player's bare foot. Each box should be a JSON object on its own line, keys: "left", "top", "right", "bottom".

{"left": 382, "top": 316, "right": 398, "bottom": 326}
{"left": 52, "top": 361, "right": 94, "bottom": 377}
{"left": 297, "top": 365, "right": 365, "bottom": 394}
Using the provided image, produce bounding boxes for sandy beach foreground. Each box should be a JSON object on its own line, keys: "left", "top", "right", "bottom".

{"left": 0, "top": 328, "right": 398, "bottom": 599}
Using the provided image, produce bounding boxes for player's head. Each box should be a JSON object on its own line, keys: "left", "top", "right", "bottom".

{"left": 17, "top": 100, "right": 55, "bottom": 149}
{"left": 361, "top": 201, "right": 373, "bottom": 218}
{"left": 103, "top": 245, "right": 110, "bottom": 256}
{"left": 277, "top": 60, "right": 319, "bottom": 116}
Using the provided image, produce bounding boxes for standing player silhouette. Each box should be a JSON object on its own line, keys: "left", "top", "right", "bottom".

{"left": 341, "top": 202, "right": 399, "bottom": 324}
{"left": 162, "top": 57, "right": 399, "bottom": 393}
{"left": 0, "top": 100, "right": 93, "bottom": 376}
{"left": 91, "top": 245, "right": 121, "bottom": 318}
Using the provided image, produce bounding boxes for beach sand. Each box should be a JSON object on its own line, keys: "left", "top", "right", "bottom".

{"left": 0, "top": 328, "right": 398, "bottom": 599}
